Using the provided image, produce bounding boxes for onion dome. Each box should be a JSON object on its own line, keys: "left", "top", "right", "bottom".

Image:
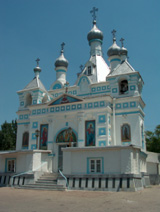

{"left": 120, "top": 38, "right": 128, "bottom": 56}
{"left": 107, "top": 30, "right": 121, "bottom": 57}
{"left": 55, "top": 43, "right": 68, "bottom": 68}
{"left": 87, "top": 20, "right": 103, "bottom": 42}
{"left": 34, "top": 58, "right": 41, "bottom": 76}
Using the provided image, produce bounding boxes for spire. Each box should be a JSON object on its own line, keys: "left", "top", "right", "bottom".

{"left": 107, "top": 29, "right": 121, "bottom": 57}
{"left": 120, "top": 38, "right": 128, "bottom": 60}
{"left": 34, "top": 58, "right": 41, "bottom": 78}
{"left": 90, "top": 7, "right": 98, "bottom": 23}
{"left": 111, "top": 29, "right": 117, "bottom": 42}
{"left": 55, "top": 42, "right": 68, "bottom": 69}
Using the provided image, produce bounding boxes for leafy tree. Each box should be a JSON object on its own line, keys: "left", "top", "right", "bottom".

{"left": 0, "top": 120, "right": 17, "bottom": 151}
{"left": 146, "top": 125, "right": 160, "bottom": 153}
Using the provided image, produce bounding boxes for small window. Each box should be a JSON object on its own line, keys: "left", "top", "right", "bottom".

{"left": 22, "top": 132, "right": 29, "bottom": 149}
{"left": 119, "top": 80, "right": 128, "bottom": 94}
{"left": 90, "top": 159, "right": 102, "bottom": 173}
{"left": 7, "top": 159, "right": 16, "bottom": 173}
{"left": 88, "top": 66, "right": 92, "bottom": 76}
{"left": 121, "top": 124, "right": 131, "bottom": 142}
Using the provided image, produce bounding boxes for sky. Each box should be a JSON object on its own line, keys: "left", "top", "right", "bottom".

{"left": 0, "top": 0, "right": 160, "bottom": 131}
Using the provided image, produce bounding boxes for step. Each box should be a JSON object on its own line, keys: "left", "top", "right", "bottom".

{"left": 37, "top": 179, "right": 57, "bottom": 183}
{"left": 36, "top": 180, "right": 57, "bottom": 184}
{"left": 26, "top": 184, "right": 64, "bottom": 188}
{"left": 15, "top": 186, "right": 66, "bottom": 191}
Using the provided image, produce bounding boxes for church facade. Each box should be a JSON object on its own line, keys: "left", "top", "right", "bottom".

{"left": 0, "top": 9, "right": 152, "bottom": 191}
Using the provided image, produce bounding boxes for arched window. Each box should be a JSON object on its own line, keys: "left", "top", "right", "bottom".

{"left": 119, "top": 80, "right": 128, "bottom": 94}
{"left": 22, "top": 132, "right": 29, "bottom": 149}
{"left": 25, "top": 93, "right": 32, "bottom": 107}
{"left": 56, "top": 127, "right": 77, "bottom": 147}
{"left": 121, "top": 124, "right": 131, "bottom": 142}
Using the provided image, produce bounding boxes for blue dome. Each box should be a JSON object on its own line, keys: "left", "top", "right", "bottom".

{"left": 107, "top": 38, "right": 121, "bottom": 57}
{"left": 55, "top": 51, "right": 69, "bottom": 68}
{"left": 87, "top": 20, "right": 103, "bottom": 42}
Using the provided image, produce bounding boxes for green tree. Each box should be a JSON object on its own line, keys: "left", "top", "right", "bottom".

{"left": 146, "top": 125, "right": 160, "bottom": 153}
{"left": 0, "top": 120, "right": 17, "bottom": 151}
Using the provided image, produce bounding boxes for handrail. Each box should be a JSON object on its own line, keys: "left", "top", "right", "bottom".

{"left": 10, "top": 161, "right": 47, "bottom": 187}
{"left": 59, "top": 169, "right": 69, "bottom": 189}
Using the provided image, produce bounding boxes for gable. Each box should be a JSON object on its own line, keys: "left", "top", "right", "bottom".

{"left": 48, "top": 94, "right": 83, "bottom": 106}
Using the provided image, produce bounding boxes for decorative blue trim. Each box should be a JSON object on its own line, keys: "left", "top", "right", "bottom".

{"left": 89, "top": 39, "right": 103, "bottom": 44}
{"left": 97, "top": 87, "right": 101, "bottom": 91}
{"left": 130, "top": 85, "right": 136, "bottom": 91}
{"left": 19, "top": 115, "right": 23, "bottom": 120}
{"left": 22, "top": 146, "right": 28, "bottom": 150}
{"left": 20, "top": 101, "right": 24, "bottom": 106}
{"left": 66, "top": 105, "right": 70, "bottom": 111}
{"left": 18, "top": 92, "right": 24, "bottom": 95}
{"left": 109, "top": 128, "right": 111, "bottom": 136}
{"left": 123, "top": 102, "right": 129, "bottom": 108}
{"left": 31, "top": 144, "right": 36, "bottom": 150}
{"left": 37, "top": 109, "right": 41, "bottom": 114}
{"left": 110, "top": 58, "right": 121, "bottom": 62}
{"left": 108, "top": 78, "right": 116, "bottom": 81}
{"left": 56, "top": 69, "right": 66, "bottom": 73}
{"left": 92, "top": 88, "right": 96, "bottom": 92}
{"left": 99, "top": 140, "right": 106, "bottom": 147}
{"left": 42, "top": 109, "right": 46, "bottom": 114}
{"left": 68, "top": 91, "right": 72, "bottom": 94}
{"left": 77, "top": 104, "right": 82, "bottom": 109}
{"left": 17, "top": 122, "right": 30, "bottom": 125}
{"left": 32, "top": 133, "right": 36, "bottom": 140}
{"left": 78, "top": 139, "right": 84, "bottom": 142}
{"left": 73, "top": 90, "right": 77, "bottom": 95}
{"left": 130, "top": 101, "right": 136, "bottom": 107}
{"left": 53, "top": 83, "right": 62, "bottom": 90}
{"left": 122, "top": 142, "right": 131, "bottom": 145}
{"left": 72, "top": 105, "right": 76, "bottom": 110}
{"left": 99, "top": 115, "right": 106, "bottom": 123}
{"left": 66, "top": 122, "right": 68, "bottom": 126}
{"left": 48, "top": 153, "right": 55, "bottom": 157}
{"left": 32, "top": 110, "right": 36, "bottom": 115}
{"left": 47, "top": 141, "right": 54, "bottom": 144}
{"left": 56, "top": 107, "right": 60, "bottom": 112}
{"left": 102, "top": 86, "right": 106, "bottom": 90}
{"left": 50, "top": 107, "right": 54, "bottom": 113}
{"left": 99, "top": 128, "right": 106, "bottom": 136}
{"left": 32, "top": 122, "right": 38, "bottom": 129}
{"left": 116, "top": 103, "right": 121, "bottom": 109}
{"left": 115, "top": 111, "right": 142, "bottom": 116}
{"left": 112, "top": 88, "right": 117, "bottom": 93}
{"left": 94, "top": 102, "right": 99, "bottom": 107}
{"left": 100, "top": 101, "right": 105, "bottom": 107}
{"left": 61, "top": 106, "right": 65, "bottom": 111}
{"left": 5, "top": 158, "right": 16, "bottom": 172}
{"left": 33, "top": 100, "right": 37, "bottom": 105}
{"left": 77, "top": 76, "right": 90, "bottom": 86}
{"left": 88, "top": 103, "right": 93, "bottom": 108}
{"left": 33, "top": 90, "right": 43, "bottom": 94}
{"left": 24, "top": 115, "right": 29, "bottom": 119}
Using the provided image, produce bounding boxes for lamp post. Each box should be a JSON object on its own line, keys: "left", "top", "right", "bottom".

{"left": 35, "top": 129, "right": 40, "bottom": 149}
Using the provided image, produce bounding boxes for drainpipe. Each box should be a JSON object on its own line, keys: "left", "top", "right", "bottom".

{"left": 113, "top": 98, "right": 116, "bottom": 145}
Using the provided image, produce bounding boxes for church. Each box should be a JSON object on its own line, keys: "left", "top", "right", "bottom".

{"left": 0, "top": 8, "right": 159, "bottom": 191}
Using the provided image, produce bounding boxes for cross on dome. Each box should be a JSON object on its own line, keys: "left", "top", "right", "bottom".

{"left": 90, "top": 7, "right": 98, "bottom": 21}
{"left": 120, "top": 38, "right": 124, "bottom": 47}
{"left": 80, "top": 65, "right": 83, "bottom": 71}
{"left": 61, "top": 42, "right": 65, "bottom": 52}
{"left": 111, "top": 29, "right": 116, "bottom": 39}
{"left": 36, "top": 58, "right": 40, "bottom": 67}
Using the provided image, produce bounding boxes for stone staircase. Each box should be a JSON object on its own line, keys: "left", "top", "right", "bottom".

{"left": 14, "top": 172, "right": 66, "bottom": 191}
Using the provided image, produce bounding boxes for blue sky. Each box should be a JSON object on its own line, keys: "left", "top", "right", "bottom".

{"left": 0, "top": 0, "right": 160, "bottom": 131}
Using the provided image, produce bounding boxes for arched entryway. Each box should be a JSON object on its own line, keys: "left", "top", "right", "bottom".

{"left": 56, "top": 127, "right": 77, "bottom": 170}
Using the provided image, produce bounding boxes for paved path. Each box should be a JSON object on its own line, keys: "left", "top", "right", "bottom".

{"left": 0, "top": 186, "right": 160, "bottom": 212}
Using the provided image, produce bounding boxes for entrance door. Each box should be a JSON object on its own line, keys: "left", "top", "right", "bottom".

{"left": 58, "top": 145, "right": 66, "bottom": 171}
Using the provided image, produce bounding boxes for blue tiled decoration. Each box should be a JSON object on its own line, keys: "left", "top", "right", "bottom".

{"left": 94, "top": 102, "right": 99, "bottom": 107}
{"left": 66, "top": 105, "right": 70, "bottom": 111}
{"left": 99, "top": 140, "right": 106, "bottom": 146}
{"left": 109, "top": 128, "right": 111, "bottom": 136}
{"left": 123, "top": 103, "right": 129, "bottom": 108}
{"left": 66, "top": 122, "right": 68, "bottom": 126}
{"left": 99, "top": 115, "right": 106, "bottom": 123}
{"left": 32, "top": 133, "right": 36, "bottom": 140}
{"left": 77, "top": 104, "right": 82, "bottom": 109}
{"left": 61, "top": 106, "right": 65, "bottom": 111}
{"left": 32, "top": 110, "right": 36, "bottom": 115}
{"left": 97, "top": 87, "right": 101, "bottom": 91}
{"left": 56, "top": 107, "right": 59, "bottom": 112}
{"left": 91, "top": 88, "right": 96, "bottom": 92}
{"left": 32, "top": 122, "right": 38, "bottom": 129}
{"left": 99, "top": 128, "right": 106, "bottom": 136}
{"left": 100, "top": 101, "right": 105, "bottom": 107}
{"left": 19, "top": 115, "right": 23, "bottom": 120}
{"left": 24, "top": 115, "right": 29, "bottom": 119}
{"left": 73, "top": 90, "right": 77, "bottom": 95}
{"left": 20, "top": 101, "right": 24, "bottom": 106}
{"left": 130, "top": 102, "right": 136, "bottom": 107}
{"left": 72, "top": 105, "right": 76, "bottom": 110}
{"left": 31, "top": 144, "right": 37, "bottom": 150}
{"left": 112, "top": 88, "right": 117, "bottom": 93}
{"left": 42, "top": 109, "right": 46, "bottom": 114}
{"left": 50, "top": 107, "right": 54, "bottom": 112}
{"left": 102, "top": 86, "right": 106, "bottom": 90}
{"left": 53, "top": 83, "right": 62, "bottom": 90}
{"left": 88, "top": 103, "right": 92, "bottom": 108}
{"left": 116, "top": 103, "right": 121, "bottom": 109}
{"left": 130, "top": 85, "right": 136, "bottom": 91}
{"left": 33, "top": 100, "right": 37, "bottom": 105}
{"left": 37, "top": 109, "right": 41, "bottom": 114}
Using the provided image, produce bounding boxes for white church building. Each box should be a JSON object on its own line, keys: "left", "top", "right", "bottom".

{"left": 0, "top": 8, "right": 159, "bottom": 191}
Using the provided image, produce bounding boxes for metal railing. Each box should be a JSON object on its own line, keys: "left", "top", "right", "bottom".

{"left": 10, "top": 162, "right": 47, "bottom": 187}
{"left": 59, "top": 169, "right": 69, "bottom": 189}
